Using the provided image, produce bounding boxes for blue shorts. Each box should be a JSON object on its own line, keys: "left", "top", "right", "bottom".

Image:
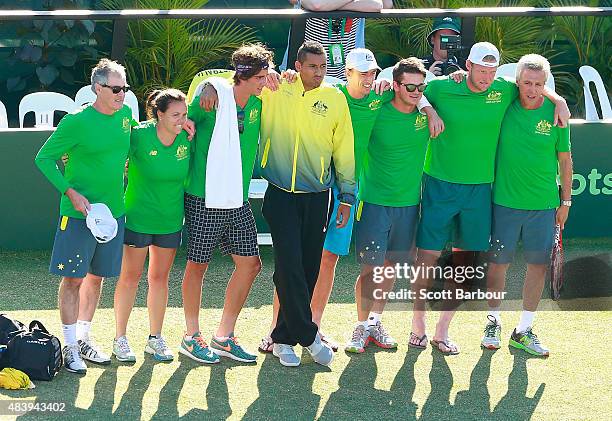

{"left": 355, "top": 202, "right": 418, "bottom": 266}
{"left": 489, "top": 205, "right": 555, "bottom": 265}
{"left": 417, "top": 174, "right": 492, "bottom": 251}
{"left": 49, "top": 215, "right": 125, "bottom": 278}
{"left": 323, "top": 183, "right": 357, "bottom": 256}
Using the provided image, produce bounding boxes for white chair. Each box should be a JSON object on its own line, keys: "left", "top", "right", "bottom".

{"left": 124, "top": 90, "right": 140, "bottom": 122}
{"left": 248, "top": 179, "right": 273, "bottom": 245}
{"left": 18, "top": 92, "right": 77, "bottom": 128}
{"left": 74, "top": 85, "right": 140, "bottom": 122}
{"left": 324, "top": 75, "right": 345, "bottom": 86}
{"left": 496, "top": 63, "right": 556, "bottom": 91}
{"left": 74, "top": 85, "right": 96, "bottom": 106}
{"left": 579, "top": 65, "right": 612, "bottom": 121}
{"left": 377, "top": 66, "right": 436, "bottom": 83}
{"left": 0, "top": 100, "right": 8, "bottom": 128}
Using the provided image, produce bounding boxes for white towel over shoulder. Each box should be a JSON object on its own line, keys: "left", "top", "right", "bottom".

{"left": 204, "top": 77, "right": 243, "bottom": 209}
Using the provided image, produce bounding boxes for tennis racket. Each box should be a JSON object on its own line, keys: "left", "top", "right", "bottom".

{"left": 550, "top": 223, "right": 564, "bottom": 300}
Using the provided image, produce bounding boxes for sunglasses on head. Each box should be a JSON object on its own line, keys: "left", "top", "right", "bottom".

{"left": 101, "top": 84, "right": 130, "bottom": 94}
{"left": 237, "top": 110, "right": 245, "bottom": 134}
{"left": 399, "top": 82, "right": 426, "bottom": 93}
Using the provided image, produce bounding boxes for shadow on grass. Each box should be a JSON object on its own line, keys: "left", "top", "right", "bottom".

{"left": 1, "top": 346, "right": 547, "bottom": 419}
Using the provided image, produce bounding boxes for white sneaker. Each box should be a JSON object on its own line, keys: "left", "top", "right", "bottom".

{"left": 79, "top": 335, "right": 111, "bottom": 365}
{"left": 63, "top": 344, "right": 87, "bottom": 374}
{"left": 145, "top": 336, "right": 174, "bottom": 362}
{"left": 272, "top": 343, "right": 301, "bottom": 367}
{"left": 113, "top": 335, "right": 136, "bottom": 363}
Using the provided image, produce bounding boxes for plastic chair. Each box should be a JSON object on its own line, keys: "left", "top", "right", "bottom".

{"left": 74, "top": 85, "right": 97, "bottom": 106}
{"left": 496, "top": 63, "right": 556, "bottom": 91}
{"left": 0, "top": 100, "right": 8, "bottom": 128}
{"left": 18, "top": 92, "right": 77, "bottom": 128}
{"left": 74, "top": 85, "right": 140, "bottom": 122}
{"left": 579, "top": 66, "right": 612, "bottom": 121}
{"left": 376, "top": 66, "right": 436, "bottom": 83}
{"left": 324, "top": 75, "right": 345, "bottom": 86}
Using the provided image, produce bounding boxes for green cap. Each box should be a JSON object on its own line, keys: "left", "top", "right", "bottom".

{"left": 428, "top": 17, "right": 461, "bottom": 46}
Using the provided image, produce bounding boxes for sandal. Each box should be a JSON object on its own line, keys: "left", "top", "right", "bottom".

{"left": 430, "top": 338, "right": 460, "bottom": 355}
{"left": 258, "top": 335, "right": 274, "bottom": 353}
{"left": 408, "top": 332, "right": 428, "bottom": 349}
{"left": 319, "top": 331, "right": 339, "bottom": 352}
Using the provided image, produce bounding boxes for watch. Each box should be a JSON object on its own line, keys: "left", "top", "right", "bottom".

{"left": 561, "top": 200, "right": 572, "bottom": 207}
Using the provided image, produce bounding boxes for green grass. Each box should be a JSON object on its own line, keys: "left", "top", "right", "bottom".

{"left": 0, "top": 240, "right": 611, "bottom": 420}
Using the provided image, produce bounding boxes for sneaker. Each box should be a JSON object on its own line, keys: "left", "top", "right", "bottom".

{"left": 481, "top": 315, "right": 502, "bottom": 350}
{"left": 305, "top": 333, "right": 334, "bottom": 367}
{"left": 113, "top": 336, "right": 136, "bottom": 362}
{"left": 258, "top": 335, "right": 274, "bottom": 353}
{"left": 509, "top": 328, "right": 550, "bottom": 356}
{"left": 368, "top": 321, "right": 398, "bottom": 349}
{"left": 145, "top": 336, "right": 174, "bottom": 362}
{"left": 345, "top": 324, "right": 369, "bottom": 354}
{"left": 63, "top": 344, "right": 87, "bottom": 374}
{"left": 210, "top": 334, "right": 257, "bottom": 363}
{"left": 79, "top": 335, "right": 111, "bottom": 365}
{"left": 272, "top": 343, "right": 301, "bottom": 367}
{"left": 179, "top": 332, "right": 220, "bottom": 364}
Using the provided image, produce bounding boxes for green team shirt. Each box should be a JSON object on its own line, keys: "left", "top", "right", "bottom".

{"left": 493, "top": 98, "right": 571, "bottom": 210}
{"left": 423, "top": 77, "right": 518, "bottom": 184}
{"left": 185, "top": 94, "right": 262, "bottom": 202}
{"left": 337, "top": 85, "right": 393, "bottom": 179}
{"left": 359, "top": 102, "right": 430, "bottom": 206}
{"left": 35, "top": 105, "right": 133, "bottom": 219}
{"left": 124, "top": 121, "right": 191, "bottom": 234}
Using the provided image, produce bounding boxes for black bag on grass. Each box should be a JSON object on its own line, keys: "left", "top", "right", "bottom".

{"left": 0, "top": 314, "right": 27, "bottom": 346}
{"left": 6, "top": 320, "right": 63, "bottom": 381}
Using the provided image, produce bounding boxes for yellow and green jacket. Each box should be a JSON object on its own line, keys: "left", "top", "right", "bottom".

{"left": 259, "top": 76, "right": 356, "bottom": 203}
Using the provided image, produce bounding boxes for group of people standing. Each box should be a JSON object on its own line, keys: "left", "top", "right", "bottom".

{"left": 35, "top": 35, "right": 572, "bottom": 373}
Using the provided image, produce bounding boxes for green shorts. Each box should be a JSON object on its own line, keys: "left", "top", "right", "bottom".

{"left": 416, "top": 174, "right": 491, "bottom": 251}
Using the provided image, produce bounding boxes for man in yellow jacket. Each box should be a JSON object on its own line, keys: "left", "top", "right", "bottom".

{"left": 258, "top": 41, "right": 355, "bottom": 367}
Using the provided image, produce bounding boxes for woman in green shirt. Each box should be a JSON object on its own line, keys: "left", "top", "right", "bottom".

{"left": 113, "top": 89, "right": 191, "bottom": 363}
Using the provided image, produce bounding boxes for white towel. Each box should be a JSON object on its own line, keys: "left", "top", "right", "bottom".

{"left": 204, "top": 77, "right": 243, "bottom": 209}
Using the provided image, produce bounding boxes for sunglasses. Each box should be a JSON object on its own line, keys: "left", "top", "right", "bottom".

{"left": 399, "top": 83, "right": 427, "bottom": 93}
{"left": 101, "top": 84, "right": 130, "bottom": 94}
{"left": 331, "top": 18, "right": 343, "bottom": 34}
{"left": 237, "top": 110, "right": 245, "bottom": 134}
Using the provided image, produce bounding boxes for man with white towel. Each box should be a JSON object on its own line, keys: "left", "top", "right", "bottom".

{"left": 179, "top": 44, "right": 273, "bottom": 364}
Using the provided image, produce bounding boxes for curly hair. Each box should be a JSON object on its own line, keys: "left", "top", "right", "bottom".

{"left": 232, "top": 43, "right": 274, "bottom": 85}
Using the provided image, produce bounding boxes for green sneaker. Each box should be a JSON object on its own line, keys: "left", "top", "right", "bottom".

{"left": 481, "top": 315, "right": 502, "bottom": 350}
{"left": 509, "top": 328, "right": 550, "bottom": 356}
{"left": 210, "top": 334, "right": 257, "bottom": 363}
{"left": 179, "top": 332, "right": 220, "bottom": 364}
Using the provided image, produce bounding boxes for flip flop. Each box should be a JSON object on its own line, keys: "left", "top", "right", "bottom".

{"left": 408, "top": 332, "right": 428, "bottom": 349}
{"left": 430, "top": 338, "right": 460, "bottom": 355}
{"left": 319, "top": 331, "right": 339, "bottom": 352}
{"left": 258, "top": 335, "right": 274, "bottom": 353}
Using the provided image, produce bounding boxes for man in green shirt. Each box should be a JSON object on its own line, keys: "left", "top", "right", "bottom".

{"left": 410, "top": 42, "right": 570, "bottom": 354}
{"left": 481, "top": 54, "right": 572, "bottom": 356}
{"left": 35, "top": 59, "right": 133, "bottom": 373}
{"left": 345, "top": 58, "right": 431, "bottom": 353}
{"left": 179, "top": 44, "right": 272, "bottom": 365}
